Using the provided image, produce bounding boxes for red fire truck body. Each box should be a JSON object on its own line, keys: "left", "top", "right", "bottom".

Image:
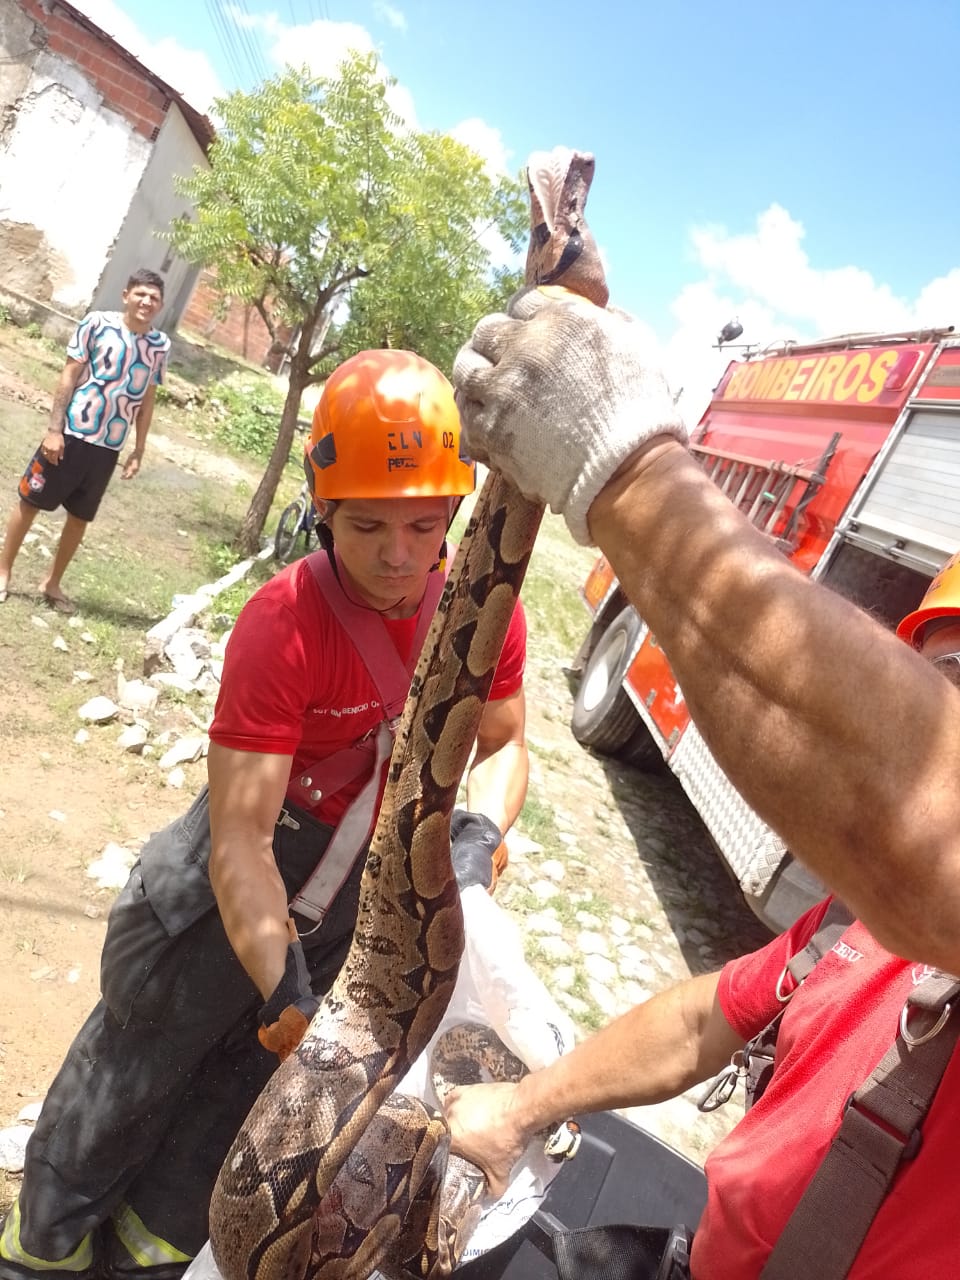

{"left": 573, "top": 328, "right": 960, "bottom": 930}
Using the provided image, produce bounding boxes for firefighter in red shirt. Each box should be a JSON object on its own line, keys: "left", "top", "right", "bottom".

{"left": 447, "top": 289, "right": 960, "bottom": 1278}
{"left": 0, "top": 350, "right": 528, "bottom": 1280}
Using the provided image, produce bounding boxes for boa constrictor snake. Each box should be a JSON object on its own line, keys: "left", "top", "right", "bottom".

{"left": 208, "top": 146, "right": 610, "bottom": 1280}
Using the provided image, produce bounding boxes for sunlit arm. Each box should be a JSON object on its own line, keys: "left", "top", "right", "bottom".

{"left": 588, "top": 439, "right": 960, "bottom": 971}
{"left": 445, "top": 971, "right": 737, "bottom": 1196}
{"left": 465, "top": 685, "right": 529, "bottom": 833}
{"left": 206, "top": 741, "right": 294, "bottom": 1000}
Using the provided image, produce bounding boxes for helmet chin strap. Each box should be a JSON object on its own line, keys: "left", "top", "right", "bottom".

{"left": 432, "top": 538, "right": 450, "bottom": 574}
{"left": 434, "top": 493, "right": 466, "bottom": 572}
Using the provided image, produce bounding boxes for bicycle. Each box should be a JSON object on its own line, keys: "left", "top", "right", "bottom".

{"left": 274, "top": 481, "right": 320, "bottom": 562}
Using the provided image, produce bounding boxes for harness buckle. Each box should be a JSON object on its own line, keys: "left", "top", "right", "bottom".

{"left": 774, "top": 964, "right": 798, "bottom": 1003}
{"left": 277, "top": 808, "right": 301, "bottom": 832}
{"left": 843, "top": 1092, "right": 923, "bottom": 1160}
{"left": 544, "top": 1120, "right": 581, "bottom": 1161}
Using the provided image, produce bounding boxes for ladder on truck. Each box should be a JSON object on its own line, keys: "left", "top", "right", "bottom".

{"left": 689, "top": 432, "right": 840, "bottom": 549}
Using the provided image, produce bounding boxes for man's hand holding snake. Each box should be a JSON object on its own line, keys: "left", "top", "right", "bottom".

{"left": 452, "top": 288, "right": 688, "bottom": 546}
{"left": 442, "top": 1079, "right": 537, "bottom": 1201}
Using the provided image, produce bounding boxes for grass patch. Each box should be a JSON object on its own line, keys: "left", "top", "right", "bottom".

{"left": 202, "top": 559, "right": 276, "bottom": 631}
{"left": 198, "top": 538, "right": 243, "bottom": 581}
{"left": 528, "top": 740, "right": 572, "bottom": 767}
{"left": 0, "top": 859, "right": 30, "bottom": 885}
{"left": 202, "top": 374, "right": 287, "bottom": 460}
{"left": 542, "top": 892, "right": 613, "bottom": 928}
{"left": 500, "top": 885, "right": 543, "bottom": 916}
{"left": 517, "top": 792, "right": 560, "bottom": 849}
{"left": 568, "top": 969, "right": 608, "bottom": 1033}
{"left": 521, "top": 566, "right": 591, "bottom": 659}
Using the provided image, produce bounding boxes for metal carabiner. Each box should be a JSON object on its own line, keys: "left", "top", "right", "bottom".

{"left": 697, "top": 1052, "right": 746, "bottom": 1113}
{"left": 899, "top": 1000, "right": 953, "bottom": 1047}
{"left": 774, "top": 965, "right": 798, "bottom": 1003}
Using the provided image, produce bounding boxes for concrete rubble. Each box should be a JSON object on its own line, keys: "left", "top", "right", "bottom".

{"left": 70, "top": 553, "right": 270, "bottom": 790}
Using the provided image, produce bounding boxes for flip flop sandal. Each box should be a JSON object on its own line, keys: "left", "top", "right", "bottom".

{"left": 43, "top": 593, "right": 76, "bottom": 615}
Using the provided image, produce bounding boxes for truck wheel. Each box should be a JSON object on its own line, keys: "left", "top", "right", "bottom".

{"left": 621, "top": 720, "right": 666, "bottom": 771}
{"left": 572, "top": 607, "right": 641, "bottom": 750}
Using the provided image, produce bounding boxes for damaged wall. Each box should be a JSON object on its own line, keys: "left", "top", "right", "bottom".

{"left": 0, "top": 0, "right": 209, "bottom": 322}
{"left": 0, "top": 52, "right": 151, "bottom": 309}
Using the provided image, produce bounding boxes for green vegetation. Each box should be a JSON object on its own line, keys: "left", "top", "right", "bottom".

{"left": 522, "top": 572, "right": 589, "bottom": 656}
{"left": 203, "top": 374, "right": 287, "bottom": 460}
{"left": 517, "top": 792, "right": 561, "bottom": 850}
{"left": 167, "top": 51, "right": 526, "bottom": 554}
{"left": 203, "top": 561, "right": 275, "bottom": 632}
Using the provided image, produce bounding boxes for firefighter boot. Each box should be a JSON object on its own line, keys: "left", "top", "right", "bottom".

{"left": 98, "top": 1205, "right": 191, "bottom": 1280}
{"left": 0, "top": 1205, "right": 97, "bottom": 1280}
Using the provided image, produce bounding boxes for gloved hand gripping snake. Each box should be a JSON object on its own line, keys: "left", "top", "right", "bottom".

{"left": 207, "top": 146, "right": 608, "bottom": 1280}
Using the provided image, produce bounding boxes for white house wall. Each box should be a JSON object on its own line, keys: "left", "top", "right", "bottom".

{"left": 0, "top": 46, "right": 149, "bottom": 311}
{"left": 92, "top": 103, "right": 209, "bottom": 330}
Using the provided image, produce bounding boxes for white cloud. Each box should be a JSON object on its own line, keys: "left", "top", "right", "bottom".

{"left": 447, "top": 120, "right": 521, "bottom": 272}
{"left": 70, "top": 0, "right": 223, "bottom": 112}
{"left": 374, "top": 2, "right": 408, "bottom": 32}
{"left": 689, "top": 205, "right": 913, "bottom": 337}
{"left": 449, "top": 118, "right": 512, "bottom": 179}
{"left": 914, "top": 269, "right": 960, "bottom": 328}
{"left": 250, "top": 15, "right": 417, "bottom": 127}
{"left": 666, "top": 204, "right": 960, "bottom": 427}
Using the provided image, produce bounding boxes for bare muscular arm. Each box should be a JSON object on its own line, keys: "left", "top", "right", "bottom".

{"left": 207, "top": 742, "right": 294, "bottom": 1000}
{"left": 589, "top": 439, "right": 960, "bottom": 970}
{"left": 466, "top": 685, "right": 529, "bottom": 833}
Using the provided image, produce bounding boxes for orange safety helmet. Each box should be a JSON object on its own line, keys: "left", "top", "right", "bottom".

{"left": 896, "top": 551, "right": 960, "bottom": 647}
{"left": 306, "top": 349, "right": 475, "bottom": 501}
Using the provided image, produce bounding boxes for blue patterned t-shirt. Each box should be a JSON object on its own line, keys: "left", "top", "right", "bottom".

{"left": 64, "top": 311, "right": 170, "bottom": 450}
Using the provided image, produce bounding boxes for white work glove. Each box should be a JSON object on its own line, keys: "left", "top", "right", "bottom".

{"left": 453, "top": 288, "right": 688, "bottom": 545}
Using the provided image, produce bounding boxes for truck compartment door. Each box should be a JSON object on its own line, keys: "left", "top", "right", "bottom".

{"left": 841, "top": 406, "right": 960, "bottom": 574}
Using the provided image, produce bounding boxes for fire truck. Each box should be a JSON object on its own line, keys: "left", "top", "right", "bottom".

{"left": 571, "top": 327, "right": 960, "bottom": 931}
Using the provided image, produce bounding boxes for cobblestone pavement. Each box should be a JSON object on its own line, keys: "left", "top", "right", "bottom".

{"left": 499, "top": 639, "right": 773, "bottom": 1167}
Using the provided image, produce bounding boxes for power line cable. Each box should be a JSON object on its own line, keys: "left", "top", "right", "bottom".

{"left": 205, "top": 0, "right": 248, "bottom": 88}
{"left": 230, "top": 0, "right": 271, "bottom": 83}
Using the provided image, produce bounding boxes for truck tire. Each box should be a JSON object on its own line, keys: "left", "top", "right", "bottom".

{"left": 572, "top": 607, "right": 665, "bottom": 771}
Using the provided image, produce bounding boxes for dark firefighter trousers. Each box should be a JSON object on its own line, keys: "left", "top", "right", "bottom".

{"left": 12, "top": 787, "right": 363, "bottom": 1266}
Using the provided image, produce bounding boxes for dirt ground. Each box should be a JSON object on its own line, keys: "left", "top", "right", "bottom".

{"left": 0, "top": 325, "right": 285, "bottom": 1208}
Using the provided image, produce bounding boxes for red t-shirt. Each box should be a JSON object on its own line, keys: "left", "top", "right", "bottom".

{"left": 209, "top": 556, "right": 526, "bottom": 826}
{"left": 692, "top": 899, "right": 960, "bottom": 1278}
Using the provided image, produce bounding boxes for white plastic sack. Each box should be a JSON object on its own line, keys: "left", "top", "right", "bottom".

{"left": 184, "top": 886, "right": 576, "bottom": 1279}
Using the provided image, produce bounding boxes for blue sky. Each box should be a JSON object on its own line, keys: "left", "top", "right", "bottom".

{"left": 74, "top": 0, "right": 960, "bottom": 419}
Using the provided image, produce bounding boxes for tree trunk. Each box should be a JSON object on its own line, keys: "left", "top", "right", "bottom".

{"left": 235, "top": 347, "right": 312, "bottom": 555}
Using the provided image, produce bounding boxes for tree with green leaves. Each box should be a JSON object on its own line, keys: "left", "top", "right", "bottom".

{"left": 169, "top": 52, "right": 526, "bottom": 554}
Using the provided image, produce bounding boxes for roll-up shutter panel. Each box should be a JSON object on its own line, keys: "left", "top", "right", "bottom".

{"left": 843, "top": 407, "right": 960, "bottom": 574}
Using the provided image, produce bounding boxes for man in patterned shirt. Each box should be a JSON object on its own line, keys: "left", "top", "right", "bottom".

{"left": 0, "top": 268, "right": 170, "bottom": 613}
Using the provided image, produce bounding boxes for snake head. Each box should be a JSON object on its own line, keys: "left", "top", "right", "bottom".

{"left": 525, "top": 146, "right": 609, "bottom": 308}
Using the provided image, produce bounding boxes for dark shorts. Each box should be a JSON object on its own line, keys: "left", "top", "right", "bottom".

{"left": 18, "top": 433, "right": 120, "bottom": 522}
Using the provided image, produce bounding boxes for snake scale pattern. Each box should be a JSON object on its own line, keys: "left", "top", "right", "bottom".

{"left": 208, "top": 146, "right": 608, "bottom": 1280}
